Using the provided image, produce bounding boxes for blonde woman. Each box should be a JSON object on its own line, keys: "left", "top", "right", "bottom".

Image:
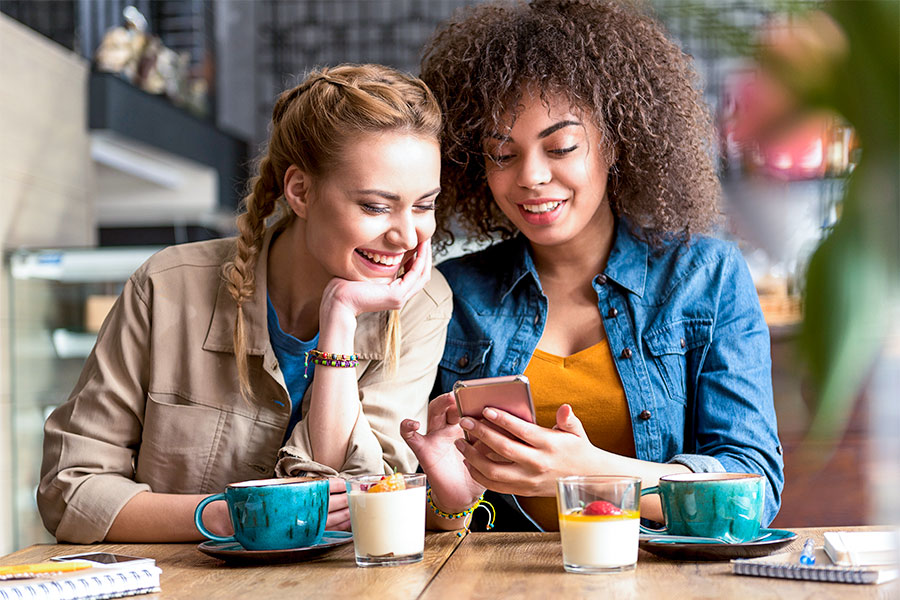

{"left": 38, "top": 64, "right": 451, "bottom": 543}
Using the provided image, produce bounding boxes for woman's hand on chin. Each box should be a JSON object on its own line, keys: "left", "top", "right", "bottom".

{"left": 454, "top": 404, "right": 603, "bottom": 497}
{"left": 401, "top": 392, "right": 485, "bottom": 513}
{"left": 322, "top": 241, "right": 432, "bottom": 319}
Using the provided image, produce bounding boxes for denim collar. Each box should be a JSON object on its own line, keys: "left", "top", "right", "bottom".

{"left": 497, "top": 220, "right": 648, "bottom": 302}
{"left": 498, "top": 234, "right": 542, "bottom": 303}
{"left": 604, "top": 220, "right": 648, "bottom": 297}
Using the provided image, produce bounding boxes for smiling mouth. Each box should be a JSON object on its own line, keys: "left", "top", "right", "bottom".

{"left": 355, "top": 249, "right": 404, "bottom": 267}
{"left": 520, "top": 201, "right": 563, "bottom": 214}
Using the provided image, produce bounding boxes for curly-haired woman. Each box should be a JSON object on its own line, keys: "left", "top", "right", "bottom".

{"left": 402, "top": 0, "right": 783, "bottom": 532}
{"left": 39, "top": 64, "right": 453, "bottom": 542}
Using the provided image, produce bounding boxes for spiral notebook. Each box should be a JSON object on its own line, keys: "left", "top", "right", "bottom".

{"left": 0, "top": 559, "right": 161, "bottom": 600}
{"left": 732, "top": 548, "right": 899, "bottom": 585}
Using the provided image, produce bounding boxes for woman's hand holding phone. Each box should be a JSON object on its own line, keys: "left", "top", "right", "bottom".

{"left": 455, "top": 403, "right": 603, "bottom": 498}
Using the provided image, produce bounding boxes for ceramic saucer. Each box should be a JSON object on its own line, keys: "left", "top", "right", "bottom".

{"left": 198, "top": 531, "right": 353, "bottom": 563}
{"left": 639, "top": 528, "right": 798, "bottom": 561}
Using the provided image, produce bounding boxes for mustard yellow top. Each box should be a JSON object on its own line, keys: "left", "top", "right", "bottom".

{"left": 516, "top": 339, "right": 636, "bottom": 531}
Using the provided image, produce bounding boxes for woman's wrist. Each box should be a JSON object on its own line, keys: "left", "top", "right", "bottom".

{"left": 427, "top": 486, "right": 482, "bottom": 516}
{"left": 426, "top": 486, "right": 495, "bottom": 534}
{"left": 316, "top": 301, "right": 358, "bottom": 352}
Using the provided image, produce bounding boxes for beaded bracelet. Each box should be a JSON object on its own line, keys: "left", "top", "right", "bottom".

{"left": 304, "top": 350, "right": 359, "bottom": 378}
{"left": 426, "top": 486, "right": 496, "bottom": 537}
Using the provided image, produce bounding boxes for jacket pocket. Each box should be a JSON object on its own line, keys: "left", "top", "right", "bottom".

{"left": 643, "top": 319, "right": 712, "bottom": 405}
{"left": 439, "top": 338, "right": 492, "bottom": 391}
{"left": 137, "top": 392, "right": 225, "bottom": 493}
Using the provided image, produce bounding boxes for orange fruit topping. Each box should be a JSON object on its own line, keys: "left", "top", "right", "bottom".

{"left": 367, "top": 472, "right": 406, "bottom": 493}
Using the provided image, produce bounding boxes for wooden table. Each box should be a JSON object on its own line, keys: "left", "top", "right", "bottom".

{"left": 2, "top": 527, "right": 896, "bottom": 599}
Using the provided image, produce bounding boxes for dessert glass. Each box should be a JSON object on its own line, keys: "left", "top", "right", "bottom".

{"left": 556, "top": 475, "right": 641, "bottom": 574}
{"left": 346, "top": 473, "right": 426, "bottom": 567}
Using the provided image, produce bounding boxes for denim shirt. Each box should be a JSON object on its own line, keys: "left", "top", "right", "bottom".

{"left": 436, "top": 222, "right": 784, "bottom": 527}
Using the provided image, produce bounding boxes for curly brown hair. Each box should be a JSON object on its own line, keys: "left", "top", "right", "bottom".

{"left": 421, "top": 0, "right": 721, "bottom": 250}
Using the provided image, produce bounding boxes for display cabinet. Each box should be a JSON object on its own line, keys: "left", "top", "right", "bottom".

{"left": 6, "top": 246, "right": 159, "bottom": 549}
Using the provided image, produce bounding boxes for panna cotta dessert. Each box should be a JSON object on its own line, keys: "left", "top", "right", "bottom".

{"left": 559, "top": 501, "right": 640, "bottom": 572}
{"left": 347, "top": 473, "right": 426, "bottom": 566}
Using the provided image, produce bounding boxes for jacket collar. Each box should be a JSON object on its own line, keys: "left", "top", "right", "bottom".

{"left": 204, "top": 228, "right": 275, "bottom": 355}
{"left": 203, "top": 226, "right": 386, "bottom": 358}
{"left": 604, "top": 220, "right": 648, "bottom": 297}
{"left": 498, "top": 234, "right": 542, "bottom": 303}
{"left": 498, "top": 219, "right": 649, "bottom": 301}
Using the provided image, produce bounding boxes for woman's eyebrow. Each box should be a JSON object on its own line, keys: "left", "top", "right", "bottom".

{"left": 486, "top": 119, "right": 583, "bottom": 144}
{"left": 354, "top": 187, "right": 441, "bottom": 201}
{"left": 538, "top": 120, "right": 582, "bottom": 138}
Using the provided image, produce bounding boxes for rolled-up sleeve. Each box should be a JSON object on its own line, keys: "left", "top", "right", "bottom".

{"left": 690, "top": 246, "right": 784, "bottom": 525}
{"left": 276, "top": 270, "right": 452, "bottom": 478}
{"left": 38, "top": 275, "right": 153, "bottom": 543}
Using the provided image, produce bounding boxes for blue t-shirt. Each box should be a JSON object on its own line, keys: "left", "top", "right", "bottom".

{"left": 266, "top": 295, "right": 318, "bottom": 442}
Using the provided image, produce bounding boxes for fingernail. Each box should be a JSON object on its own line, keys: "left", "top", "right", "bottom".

{"left": 459, "top": 417, "right": 475, "bottom": 430}
{"left": 454, "top": 439, "right": 466, "bottom": 452}
{"left": 483, "top": 407, "right": 498, "bottom": 419}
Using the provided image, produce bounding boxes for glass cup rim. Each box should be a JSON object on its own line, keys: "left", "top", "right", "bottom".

{"left": 346, "top": 473, "right": 427, "bottom": 484}
{"left": 556, "top": 475, "right": 641, "bottom": 485}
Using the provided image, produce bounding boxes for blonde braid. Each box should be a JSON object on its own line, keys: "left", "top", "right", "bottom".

{"left": 222, "top": 155, "right": 281, "bottom": 401}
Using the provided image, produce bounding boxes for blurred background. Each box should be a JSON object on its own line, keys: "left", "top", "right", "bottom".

{"left": 0, "top": 0, "right": 896, "bottom": 554}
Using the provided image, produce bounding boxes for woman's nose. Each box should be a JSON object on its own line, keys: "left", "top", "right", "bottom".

{"left": 516, "top": 152, "right": 552, "bottom": 189}
{"left": 385, "top": 211, "right": 417, "bottom": 249}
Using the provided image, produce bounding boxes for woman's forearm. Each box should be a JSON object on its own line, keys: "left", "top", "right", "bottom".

{"left": 305, "top": 302, "right": 362, "bottom": 470}
{"left": 105, "top": 491, "right": 232, "bottom": 542}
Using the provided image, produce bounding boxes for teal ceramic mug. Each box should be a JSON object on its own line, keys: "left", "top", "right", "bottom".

{"left": 640, "top": 473, "right": 765, "bottom": 543}
{"left": 194, "top": 476, "right": 329, "bottom": 550}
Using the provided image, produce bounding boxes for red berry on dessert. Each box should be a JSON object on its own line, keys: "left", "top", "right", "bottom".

{"left": 582, "top": 500, "right": 624, "bottom": 516}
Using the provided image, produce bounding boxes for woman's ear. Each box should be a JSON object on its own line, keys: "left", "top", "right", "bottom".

{"left": 283, "top": 165, "right": 313, "bottom": 218}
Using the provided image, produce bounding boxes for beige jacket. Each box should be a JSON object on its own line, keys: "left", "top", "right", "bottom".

{"left": 38, "top": 229, "right": 452, "bottom": 542}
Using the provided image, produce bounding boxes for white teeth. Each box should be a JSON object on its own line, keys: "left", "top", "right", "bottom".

{"left": 522, "top": 201, "right": 561, "bottom": 213}
{"left": 358, "top": 250, "right": 402, "bottom": 266}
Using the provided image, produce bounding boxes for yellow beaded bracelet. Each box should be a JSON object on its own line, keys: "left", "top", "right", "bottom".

{"left": 426, "top": 486, "right": 495, "bottom": 537}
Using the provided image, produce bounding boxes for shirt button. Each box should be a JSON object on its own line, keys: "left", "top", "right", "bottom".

{"left": 776, "top": 445, "right": 783, "bottom": 455}
{"left": 533, "top": 313, "right": 540, "bottom": 325}
{"left": 620, "top": 347, "right": 633, "bottom": 359}
{"left": 639, "top": 410, "right": 652, "bottom": 421}
{"left": 680, "top": 338, "right": 686, "bottom": 348}
{"left": 607, "top": 307, "right": 618, "bottom": 318}
{"left": 597, "top": 274, "right": 608, "bottom": 285}
{"left": 457, "top": 355, "right": 469, "bottom": 368}
{"left": 271, "top": 361, "right": 279, "bottom": 370}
